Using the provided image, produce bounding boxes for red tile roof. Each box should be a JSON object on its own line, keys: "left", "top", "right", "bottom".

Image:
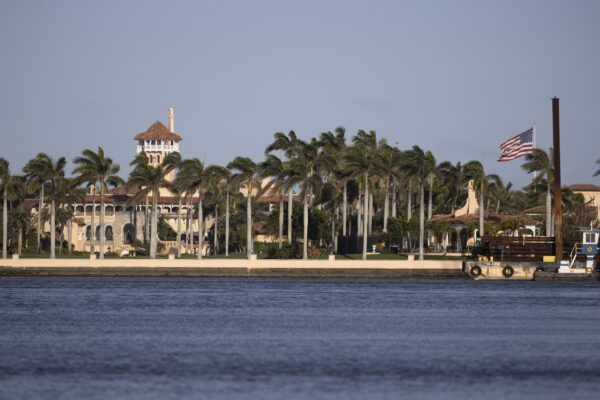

{"left": 133, "top": 121, "right": 183, "bottom": 141}
{"left": 565, "top": 184, "right": 600, "bottom": 192}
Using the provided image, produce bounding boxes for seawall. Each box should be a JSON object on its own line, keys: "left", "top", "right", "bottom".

{"left": 0, "top": 257, "right": 465, "bottom": 279}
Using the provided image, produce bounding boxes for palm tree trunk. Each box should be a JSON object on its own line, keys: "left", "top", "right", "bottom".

{"left": 407, "top": 183, "right": 412, "bottom": 220}
{"left": 357, "top": 193, "right": 362, "bottom": 252}
{"left": 213, "top": 206, "right": 218, "bottom": 255}
{"left": 60, "top": 223, "right": 64, "bottom": 255}
{"left": 2, "top": 193, "right": 6, "bottom": 259}
{"left": 496, "top": 199, "right": 500, "bottom": 214}
{"left": 90, "top": 193, "right": 95, "bottom": 255}
{"left": 546, "top": 184, "right": 552, "bottom": 236}
{"left": 67, "top": 215, "right": 72, "bottom": 256}
{"left": 150, "top": 192, "right": 157, "bottom": 259}
{"left": 187, "top": 197, "right": 192, "bottom": 254}
{"left": 145, "top": 195, "right": 149, "bottom": 244}
{"left": 198, "top": 192, "right": 203, "bottom": 260}
{"left": 451, "top": 199, "right": 456, "bottom": 215}
{"left": 331, "top": 210, "right": 335, "bottom": 254}
{"left": 427, "top": 179, "right": 433, "bottom": 220}
{"left": 419, "top": 182, "right": 424, "bottom": 261}
{"left": 247, "top": 187, "right": 252, "bottom": 258}
{"left": 37, "top": 186, "right": 43, "bottom": 254}
{"left": 225, "top": 191, "right": 230, "bottom": 257}
{"left": 342, "top": 182, "right": 347, "bottom": 237}
{"left": 479, "top": 182, "right": 484, "bottom": 237}
{"left": 176, "top": 196, "right": 182, "bottom": 257}
{"left": 278, "top": 188, "right": 283, "bottom": 249}
{"left": 288, "top": 190, "right": 293, "bottom": 244}
{"left": 50, "top": 198, "right": 56, "bottom": 259}
{"left": 18, "top": 226, "right": 22, "bottom": 256}
{"left": 383, "top": 186, "right": 389, "bottom": 232}
{"left": 391, "top": 185, "right": 397, "bottom": 218}
{"left": 368, "top": 193, "right": 373, "bottom": 235}
{"left": 363, "top": 175, "right": 369, "bottom": 261}
{"left": 303, "top": 190, "right": 308, "bottom": 260}
{"left": 99, "top": 192, "right": 105, "bottom": 259}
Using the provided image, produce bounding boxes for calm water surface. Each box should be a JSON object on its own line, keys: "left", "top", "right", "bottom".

{"left": 1, "top": 278, "right": 600, "bottom": 399}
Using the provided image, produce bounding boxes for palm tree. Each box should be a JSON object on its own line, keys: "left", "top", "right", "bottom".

{"left": 345, "top": 130, "right": 377, "bottom": 260}
{"left": 259, "top": 154, "right": 287, "bottom": 249}
{"left": 0, "top": 158, "right": 11, "bottom": 258}
{"left": 73, "top": 147, "right": 123, "bottom": 259}
{"left": 522, "top": 148, "right": 553, "bottom": 236}
{"left": 24, "top": 154, "right": 52, "bottom": 254}
{"left": 402, "top": 146, "right": 435, "bottom": 260}
{"left": 438, "top": 161, "right": 464, "bottom": 215}
{"left": 463, "top": 160, "right": 499, "bottom": 240}
{"left": 488, "top": 176, "right": 513, "bottom": 214}
{"left": 63, "top": 178, "right": 86, "bottom": 256}
{"left": 127, "top": 163, "right": 168, "bottom": 259}
{"left": 374, "top": 143, "right": 402, "bottom": 232}
{"left": 228, "top": 157, "right": 261, "bottom": 259}
{"left": 266, "top": 130, "right": 299, "bottom": 244}
{"left": 25, "top": 154, "right": 66, "bottom": 258}
{"left": 284, "top": 138, "right": 327, "bottom": 259}
{"left": 221, "top": 167, "right": 238, "bottom": 257}
{"left": 179, "top": 158, "right": 225, "bottom": 259}
{"left": 205, "top": 165, "right": 228, "bottom": 255}
{"left": 162, "top": 152, "right": 184, "bottom": 257}
{"left": 130, "top": 153, "right": 151, "bottom": 243}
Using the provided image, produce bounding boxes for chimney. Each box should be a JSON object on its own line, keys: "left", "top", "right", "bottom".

{"left": 168, "top": 108, "right": 174, "bottom": 133}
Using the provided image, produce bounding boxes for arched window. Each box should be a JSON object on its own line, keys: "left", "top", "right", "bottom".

{"left": 95, "top": 226, "right": 101, "bottom": 240}
{"left": 149, "top": 155, "right": 153, "bottom": 164}
{"left": 105, "top": 226, "right": 114, "bottom": 241}
{"left": 86, "top": 226, "right": 92, "bottom": 240}
{"left": 123, "top": 223, "right": 136, "bottom": 245}
{"left": 157, "top": 155, "right": 161, "bottom": 164}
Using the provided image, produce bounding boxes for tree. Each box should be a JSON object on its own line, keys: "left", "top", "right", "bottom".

{"left": 438, "top": 161, "right": 464, "bottom": 215}
{"left": 24, "top": 154, "right": 52, "bottom": 254}
{"left": 179, "top": 158, "right": 223, "bottom": 259}
{"left": 374, "top": 143, "right": 402, "bottom": 233}
{"left": 345, "top": 130, "right": 377, "bottom": 260}
{"left": 24, "top": 154, "right": 67, "bottom": 258}
{"left": 127, "top": 163, "right": 168, "bottom": 258}
{"left": 162, "top": 152, "right": 184, "bottom": 257}
{"left": 402, "top": 146, "right": 436, "bottom": 260}
{"left": 73, "top": 147, "right": 123, "bottom": 259}
{"left": 266, "top": 130, "right": 300, "bottom": 244}
{"left": 0, "top": 158, "right": 12, "bottom": 258}
{"left": 259, "top": 154, "right": 287, "bottom": 249}
{"left": 228, "top": 157, "right": 261, "bottom": 259}
{"left": 522, "top": 148, "right": 553, "bottom": 236}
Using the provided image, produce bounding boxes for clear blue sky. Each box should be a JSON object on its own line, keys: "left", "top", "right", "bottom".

{"left": 1, "top": 0, "right": 598, "bottom": 189}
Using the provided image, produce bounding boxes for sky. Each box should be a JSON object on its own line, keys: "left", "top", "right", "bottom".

{"left": 1, "top": 0, "right": 599, "bottom": 190}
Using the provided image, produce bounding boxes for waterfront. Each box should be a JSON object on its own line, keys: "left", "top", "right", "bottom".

{"left": 1, "top": 278, "right": 600, "bottom": 399}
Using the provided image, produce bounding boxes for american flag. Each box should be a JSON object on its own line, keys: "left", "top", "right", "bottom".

{"left": 497, "top": 128, "right": 534, "bottom": 162}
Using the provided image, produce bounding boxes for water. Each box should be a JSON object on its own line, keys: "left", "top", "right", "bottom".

{"left": 1, "top": 278, "right": 600, "bottom": 400}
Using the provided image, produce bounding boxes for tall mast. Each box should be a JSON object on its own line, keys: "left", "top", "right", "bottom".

{"left": 552, "top": 98, "right": 562, "bottom": 265}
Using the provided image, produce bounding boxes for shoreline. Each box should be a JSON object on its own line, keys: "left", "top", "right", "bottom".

{"left": 0, "top": 258, "right": 466, "bottom": 279}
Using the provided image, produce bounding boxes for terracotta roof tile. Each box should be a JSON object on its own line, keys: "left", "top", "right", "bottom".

{"left": 133, "top": 121, "right": 183, "bottom": 141}
{"left": 564, "top": 184, "right": 600, "bottom": 192}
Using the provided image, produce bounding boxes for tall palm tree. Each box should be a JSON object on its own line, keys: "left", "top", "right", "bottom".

{"left": 266, "top": 130, "right": 299, "bottom": 244}
{"left": 522, "top": 148, "right": 553, "bottom": 236}
{"left": 220, "top": 167, "right": 237, "bottom": 257}
{"left": 162, "top": 152, "right": 184, "bottom": 257}
{"left": 127, "top": 163, "right": 168, "bottom": 258}
{"left": 24, "top": 154, "right": 52, "bottom": 254}
{"left": 259, "top": 154, "right": 287, "bottom": 249}
{"left": 130, "top": 153, "right": 151, "bottom": 244}
{"left": 402, "top": 146, "right": 435, "bottom": 260}
{"left": 438, "top": 161, "right": 465, "bottom": 215}
{"left": 205, "top": 165, "right": 228, "bottom": 255}
{"left": 228, "top": 157, "right": 261, "bottom": 259}
{"left": 345, "top": 130, "right": 377, "bottom": 260}
{"left": 284, "top": 139, "right": 328, "bottom": 259}
{"left": 25, "top": 154, "right": 66, "bottom": 258}
{"left": 179, "top": 158, "right": 224, "bottom": 259}
{"left": 63, "top": 178, "right": 86, "bottom": 256}
{"left": 463, "top": 160, "right": 499, "bottom": 239}
{"left": 374, "top": 143, "right": 402, "bottom": 232}
{"left": 0, "top": 158, "right": 11, "bottom": 258}
{"left": 73, "top": 147, "right": 123, "bottom": 259}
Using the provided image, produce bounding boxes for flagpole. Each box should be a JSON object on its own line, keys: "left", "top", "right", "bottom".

{"left": 533, "top": 123, "right": 537, "bottom": 181}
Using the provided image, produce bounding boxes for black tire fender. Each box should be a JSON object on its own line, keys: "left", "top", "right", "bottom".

{"left": 502, "top": 266, "right": 515, "bottom": 278}
{"left": 470, "top": 265, "right": 482, "bottom": 278}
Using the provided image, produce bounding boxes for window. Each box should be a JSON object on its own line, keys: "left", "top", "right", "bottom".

{"left": 105, "top": 226, "right": 114, "bottom": 241}
{"left": 157, "top": 155, "right": 161, "bottom": 164}
{"left": 149, "top": 155, "right": 153, "bottom": 163}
